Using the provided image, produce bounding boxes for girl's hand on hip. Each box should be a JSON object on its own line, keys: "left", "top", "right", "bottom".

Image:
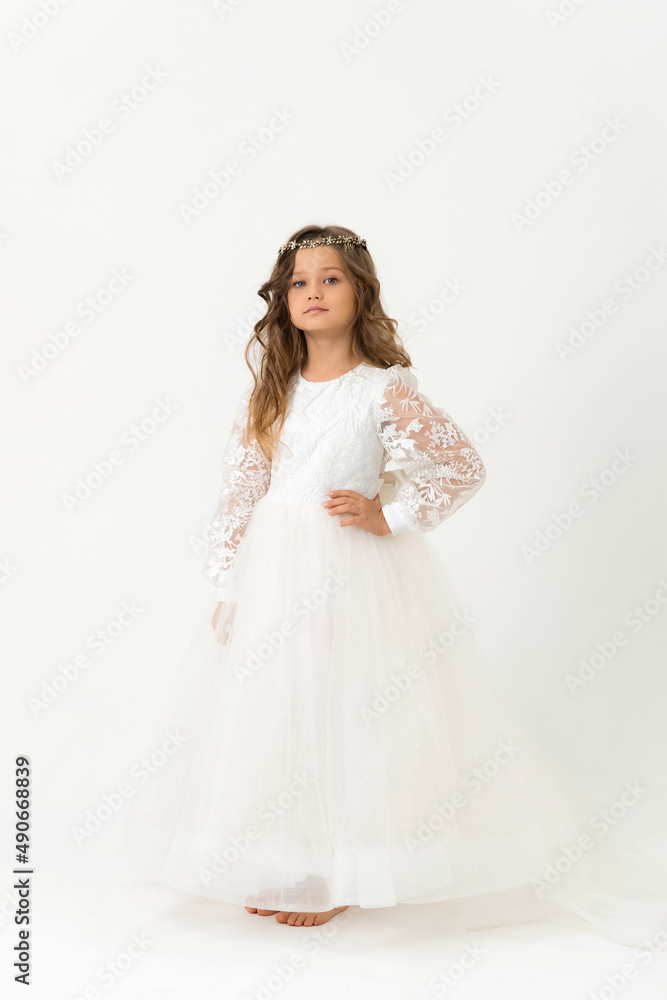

{"left": 323, "top": 490, "right": 391, "bottom": 536}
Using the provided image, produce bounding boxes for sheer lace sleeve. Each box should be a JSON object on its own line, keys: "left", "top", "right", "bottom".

{"left": 203, "top": 380, "right": 272, "bottom": 601}
{"left": 373, "top": 366, "right": 486, "bottom": 535}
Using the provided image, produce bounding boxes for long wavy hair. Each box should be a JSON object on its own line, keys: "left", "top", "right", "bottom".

{"left": 243, "top": 223, "right": 412, "bottom": 462}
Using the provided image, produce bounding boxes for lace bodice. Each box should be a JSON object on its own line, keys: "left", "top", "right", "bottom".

{"left": 204, "top": 363, "right": 486, "bottom": 600}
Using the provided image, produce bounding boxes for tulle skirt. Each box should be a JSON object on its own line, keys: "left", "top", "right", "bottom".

{"left": 119, "top": 496, "right": 667, "bottom": 945}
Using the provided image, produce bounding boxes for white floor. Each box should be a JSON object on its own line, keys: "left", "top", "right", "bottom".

{"left": 9, "top": 864, "right": 667, "bottom": 1000}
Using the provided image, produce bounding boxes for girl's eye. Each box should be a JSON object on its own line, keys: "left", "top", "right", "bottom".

{"left": 291, "top": 276, "right": 339, "bottom": 288}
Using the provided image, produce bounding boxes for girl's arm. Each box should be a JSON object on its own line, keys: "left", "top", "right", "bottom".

{"left": 203, "top": 379, "right": 272, "bottom": 600}
{"left": 373, "top": 366, "right": 486, "bottom": 535}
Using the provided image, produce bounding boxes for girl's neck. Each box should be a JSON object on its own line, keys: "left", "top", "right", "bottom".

{"left": 300, "top": 351, "right": 364, "bottom": 382}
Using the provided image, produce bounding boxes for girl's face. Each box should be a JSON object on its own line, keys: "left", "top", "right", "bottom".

{"left": 286, "top": 246, "right": 357, "bottom": 335}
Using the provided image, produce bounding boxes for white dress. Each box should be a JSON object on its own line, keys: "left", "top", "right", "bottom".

{"left": 120, "top": 362, "right": 667, "bottom": 944}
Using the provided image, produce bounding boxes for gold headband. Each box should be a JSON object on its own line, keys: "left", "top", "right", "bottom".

{"left": 277, "top": 235, "right": 368, "bottom": 257}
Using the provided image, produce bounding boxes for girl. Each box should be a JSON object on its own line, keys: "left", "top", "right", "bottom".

{"left": 121, "top": 225, "right": 664, "bottom": 941}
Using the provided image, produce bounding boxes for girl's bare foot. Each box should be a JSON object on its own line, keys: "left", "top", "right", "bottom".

{"left": 245, "top": 880, "right": 309, "bottom": 915}
{"left": 275, "top": 905, "right": 349, "bottom": 927}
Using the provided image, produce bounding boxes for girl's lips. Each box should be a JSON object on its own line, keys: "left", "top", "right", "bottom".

{"left": 305, "top": 307, "right": 327, "bottom": 313}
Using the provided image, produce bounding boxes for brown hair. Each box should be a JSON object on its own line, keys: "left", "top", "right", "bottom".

{"left": 243, "top": 223, "right": 412, "bottom": 462}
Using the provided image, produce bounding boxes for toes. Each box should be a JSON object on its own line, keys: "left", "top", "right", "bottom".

{"left": 257, "top": 909, "right": 278, "bottom": 916}
{"left": 275, "top": 906, "right": 348, "bottom": 926}
{"left": 244, "top": 906, "right": 258, "bottom": 913}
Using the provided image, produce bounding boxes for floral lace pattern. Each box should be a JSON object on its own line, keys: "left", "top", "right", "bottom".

{"left": 265, "top": 368, "right": 386, "bottom": 504}
{"left": 203, "top": 364, "right": 487, "bottom": 597}
{"left": 202, "top": 381, "right": 271, "bottom": 596}
{"left": 373, "top": 366, "right": 487, "bottom": 534}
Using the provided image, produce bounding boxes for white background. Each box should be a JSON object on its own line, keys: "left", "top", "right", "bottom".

{"left": 2, "top": 0, "right": 667, "bottom": 997}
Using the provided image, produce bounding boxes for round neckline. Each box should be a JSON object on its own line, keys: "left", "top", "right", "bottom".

{"left": 298, "top": 362, "right": 365, "bottom": 384}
